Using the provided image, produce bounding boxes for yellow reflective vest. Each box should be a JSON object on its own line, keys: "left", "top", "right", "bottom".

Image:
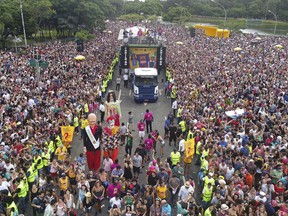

{"left": 179, "top": 120, "right": 186, "bottom": 133}
{"left": 42, "top": 152, "right": 50, "bottom": 167}
{"left": 171, "top": 152, "right": 181, "bottom": 165}
{"left": 47, "top": 141, "right": 55, "bottom": 154}
{"left": 27, "top": 166, "right": 35, "bottom": 183}
{"left": 202, "top": 186, "right": 213, "bottom": 202}
{"left": 7, "top": 201, "right": 18, "bottom": 216}
{"left": 73, "top": 116, "right": 79, "bottom": 127}
{"left": 17, "top": 181, "right": 27, "bottom": 198}
{"left": 34, "top": 155, "right": 43, "bottom": 170}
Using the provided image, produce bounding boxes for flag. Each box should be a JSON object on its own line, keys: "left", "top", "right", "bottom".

{"left": 60, "top": 126, "right": 75, "bottom": 142}
{"left": 185, "top": 138, "right": 195, "bottom": 158}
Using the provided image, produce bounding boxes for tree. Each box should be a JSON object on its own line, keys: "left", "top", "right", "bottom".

{"left": 108, "top": 0, "right": 124, "bottom": 18}
{"left": 140, "top": 0, "right": 163, "bottom": 16}
{"left": 50, "top": 0, "right": 104, "bottom": 35}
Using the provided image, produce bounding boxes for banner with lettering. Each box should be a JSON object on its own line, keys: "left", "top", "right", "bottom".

{"left": 120, "top": 46, "right": 129, "bottom": 68}
{"left": 157, "top": 46, "right": 166, "bottom": 70}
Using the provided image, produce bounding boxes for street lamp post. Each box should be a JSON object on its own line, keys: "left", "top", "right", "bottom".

{"left": 20, "top": 0, "right": 27, "bottom": 48}
{"left": 211, "top": 0, "right": 227, "bottom": 29}
{"left": 268, "top": 10, "right": 277, "bottom": 35}
{"left": 174, "top": 3, "right": 184, "bottom": 25}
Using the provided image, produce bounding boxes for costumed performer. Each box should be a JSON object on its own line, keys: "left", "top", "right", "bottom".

{"left": 103, "top": 116, "right": 120, "bottom": 162}
{"left": 105, "top": 91, "right": 121, "bottom": 126}
{"left": 83, "top": 113, "right": 102, "bottom": 172}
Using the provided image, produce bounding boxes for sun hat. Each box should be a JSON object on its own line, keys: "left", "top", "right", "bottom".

{"left": 221, "top": 204, "right": 229, "bottom": 210}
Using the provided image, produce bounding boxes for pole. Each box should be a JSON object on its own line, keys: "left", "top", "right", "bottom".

{"left": 20, "top": 0, "right": 27, "bottom": 48}
{"left": 268, "top": 10, "right": 277, "bottom": 35}
{"left": 175, "top": 3, "right": 184, "bottom": 25}
{"left": 211, "top": 0, "right": 227, "bottom": 29}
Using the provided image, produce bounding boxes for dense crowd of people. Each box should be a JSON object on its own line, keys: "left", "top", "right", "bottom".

{"left": 0, "top": 19, "right": 287, "bottom": 216}
{"left": 164, "top": 25, "right": 288, "bottom": 215}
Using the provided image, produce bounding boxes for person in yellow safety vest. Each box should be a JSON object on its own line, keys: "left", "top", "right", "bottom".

{"left": 14, "top": 177, "right": 27, "bottom": 215}
{"left": 26, "top": 164, "right": 36, "bottom": 187}
{"left": 84, "top": 102, "right": 89, "bottom": 117}
{"left": 201, "top": 156, "right": 209, "bottom": 174}
{"left": 203, "top": 172, "right": 215, "bottom": 187}
{"left": 73, "top": 114, "right": 79, "bottom": 134}
{"left": 101, "top": 82, "right": 107, "bottom": 98}
{"left": 18, "top": 172, "right": 29, "bottom": 194}
{"left": 170, "top": 149, "right": 181, "bottom": 167}
{"left": 179, "top": 120, "right": 186, "bottom": 134}
{"left": 79, "top": 114, "right": 88, "bottom": 139}
{"left": 34, "top": 153, "right": 43, "bottom": 171}
{"left": 201, "top": 145, "right": 209, "bottom": 162}
{"left": 194, "top": 141, "right": 202, "bottom": 165}
{"left": 186, "top": 130, "right": 194, "bottom": 141}
{"left": 202, "top": 182, "right": 213, "bottom": 209}
{"left": 55, "top": 135, "right": 62, "bottom": 148}
{"left": 47, "top": 139, "right": 55, "bottom": 155}
{"left": 108, "top": 72, "right": 112, "bottom": 82}
{"left": 204, "top": 204, "right": 216, "bottom": 216}
{"left": 6, "top": 197, "right": 18, "bottom": 216}
{"left": 176, "top": 107, "right": 183, "bottom": 124}
{"left": 41, "top": 148, "right": 51, "bottom": 174}
{"left": 170, "top": 86, "right": 176, "bottom": 104}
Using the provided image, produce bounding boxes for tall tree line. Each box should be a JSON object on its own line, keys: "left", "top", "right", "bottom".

{"left": 0, "top": 0, "right": 287, "bottom": 40}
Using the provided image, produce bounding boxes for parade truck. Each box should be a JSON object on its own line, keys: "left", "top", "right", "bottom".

{"left": 118, "top": 26, "right": 166, "bottom": 102}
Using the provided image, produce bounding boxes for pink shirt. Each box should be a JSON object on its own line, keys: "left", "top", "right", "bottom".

{"left": 144, "top": 138, "right": 154, "bottom": 150}
{"left": 138, "top": 122, "right": 145, "bottom": 131}
{"left": 107, "top": 183, "right": 121, "bottom": 198}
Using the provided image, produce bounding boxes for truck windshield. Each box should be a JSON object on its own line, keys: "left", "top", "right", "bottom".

{"left": 135, "top": 76, "right": 157, "bottom": 85}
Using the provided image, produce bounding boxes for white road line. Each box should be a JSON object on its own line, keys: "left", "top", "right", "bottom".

{"left": 118, "top": 89, "right": 122, "bottom": 100}
{"left": 129, "top": 89, "right": 131, "bottom": 96}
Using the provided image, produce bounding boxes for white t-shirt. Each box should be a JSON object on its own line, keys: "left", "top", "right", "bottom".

{"left": 178, "top": 139, "right": 185, "bottom": 153}
{"left": 103, "top": 158, "right": 113, "bottom": 172}
{"left": 4, "top": 163, "right": 15, "bottom": 172}
{"left": 0, "top": 181, "right": 10, "bottom": 191}
{"left": 178, "top": 185, "right": 194, "bottom": 201}
{"left": 172, "top": 101, "right": 178, "bottom": 109}
{"left": 123, "top": 74, "right": 129, "bottom": 81}
{"left": 109, "top": 197, "right": 122, "bottom": 209}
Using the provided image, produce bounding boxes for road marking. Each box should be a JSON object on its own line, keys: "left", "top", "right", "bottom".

{"left": 159, "top": 89, "right": 162, "bottom": 96}
{"left": 118, "top": 89, "right": 121, "bottom": 100}
{"left": 129, "top": 89, "right": 131, "bottom": 96}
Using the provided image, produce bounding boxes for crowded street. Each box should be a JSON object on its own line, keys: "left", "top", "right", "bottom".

{"left": 0, "top": 20, "right": 287, "bottom": 216}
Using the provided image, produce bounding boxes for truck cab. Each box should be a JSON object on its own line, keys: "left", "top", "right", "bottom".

{"left": 133, "top": 68, "right": 158, "bottom": 102}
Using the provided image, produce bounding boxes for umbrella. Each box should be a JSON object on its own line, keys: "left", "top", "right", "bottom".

{"left": 234, "top": 47, "right": 242, "bottom": 51}
{"left": 176, "top": 41, "right": 184, "bottom": 45}
{"left": 74, "top": 55, "right": 85, "bottom": 60}
{"left": 255, "top": 37, "right": 262, "bottom": 40}
{"left": 275, "top": 44, "right": 283, "bottom": 49}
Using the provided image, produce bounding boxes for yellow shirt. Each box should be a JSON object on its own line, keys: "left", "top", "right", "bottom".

{"left": 55, "top": 146, "right": 67, "bottom": 161}
{"left": 59, "top": 176, "right": 69, "bottom": 191}
{"left": 157, "top": 185, "right": 167, "bottom": 199}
